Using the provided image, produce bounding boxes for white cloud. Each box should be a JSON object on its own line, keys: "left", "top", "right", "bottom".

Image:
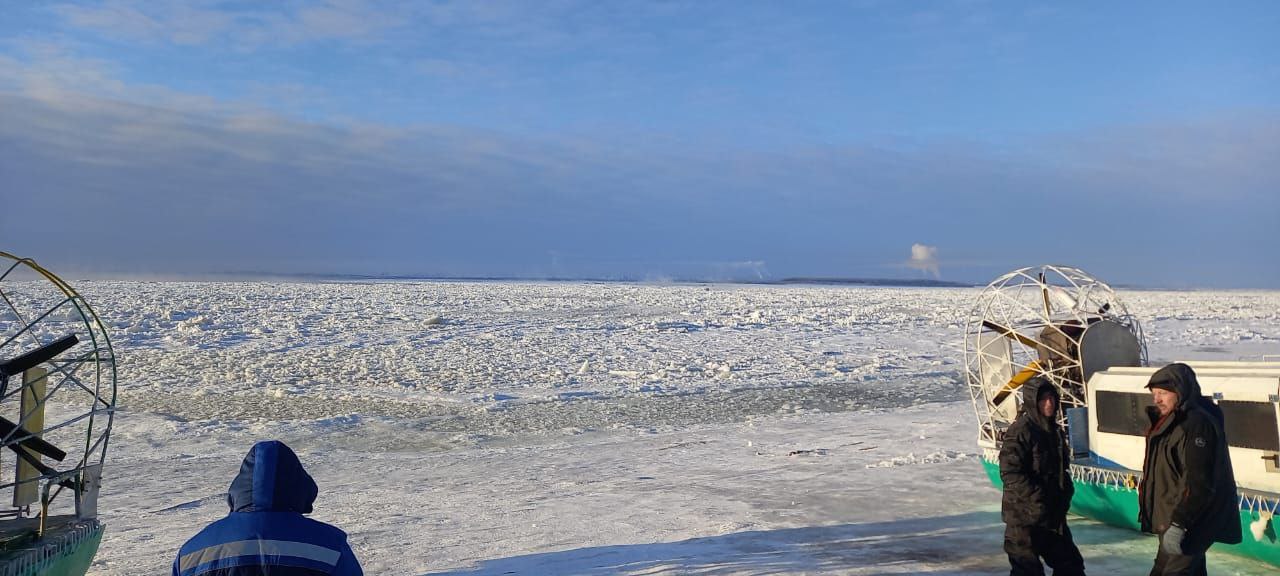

{"left": 906, "top": 243, "right": 940, "bottom": 279}
{"left": 54, "top": 1, "right": 234, "bottom": 46}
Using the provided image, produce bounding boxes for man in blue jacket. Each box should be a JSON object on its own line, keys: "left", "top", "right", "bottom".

{"left": 173, "top": 440, "right": 363, "bottom": 575}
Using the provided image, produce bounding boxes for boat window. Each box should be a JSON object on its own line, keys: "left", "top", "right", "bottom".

{"left": 1218, "top": 400, "right": 1280, "bottom": 452}
{"left": 1095, "top": 390, "right": 1152, "bottom": 436}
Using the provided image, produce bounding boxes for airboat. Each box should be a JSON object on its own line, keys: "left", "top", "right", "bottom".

{"left": 0, "top": 253, "right": 115, "bottom": 575}
{"left": 964, "top": 265, "right": 1279, "bottom": 567}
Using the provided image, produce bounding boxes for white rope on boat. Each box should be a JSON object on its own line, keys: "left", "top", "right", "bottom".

{"left": 981, "top": 452, "right": 1280, "bottom": 516}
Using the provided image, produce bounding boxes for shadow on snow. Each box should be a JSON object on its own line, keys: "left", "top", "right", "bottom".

{"left": 421, "top": 511, "right": 1155, "bottom": 576}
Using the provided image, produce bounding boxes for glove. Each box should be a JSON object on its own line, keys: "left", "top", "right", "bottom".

{"left": 1162, "top": 524, "right": 1186, "bottom": 556}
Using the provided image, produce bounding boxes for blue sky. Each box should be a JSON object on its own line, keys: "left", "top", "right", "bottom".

{"left": 1, "top": 1, "right": 1277, "bottom": 287}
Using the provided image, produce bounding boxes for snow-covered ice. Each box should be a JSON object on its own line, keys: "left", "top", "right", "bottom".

{"left": 70, "top": 281, "right": 1277, "bottom": 574}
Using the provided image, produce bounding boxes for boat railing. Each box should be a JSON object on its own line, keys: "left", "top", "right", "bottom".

{"left": 983, "top": 449, "right": 1280, "bottom": 517}
{"left": 37, "top": 464, "right": 100, "bottom": 538}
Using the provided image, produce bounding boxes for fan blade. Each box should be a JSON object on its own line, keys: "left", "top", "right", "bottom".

{"left": 0, "top": 416, "right": 67, "bottom": 461}
{"left": 1039, "top": 272, "right": 1052, "bottom": 317}
{"left": 7, "top": 443, "right": 76, "bottom": 489}
{"left": 0, "top": 335, "right": 78, "bottom": 378}
{"left": 992, "top": 362, "right": 1042, "bottom": 406}
{"left": 981, "top": 320, "right": 1040, "bottom": 349}
{"left": 981, "top": 320, "right": 1072, "bottom": 363}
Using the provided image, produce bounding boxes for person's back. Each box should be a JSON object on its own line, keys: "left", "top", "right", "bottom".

{"left": 173, "top": 441, "right": 362, "bottom": 576}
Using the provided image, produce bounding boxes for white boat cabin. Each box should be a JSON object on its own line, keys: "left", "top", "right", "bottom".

{"left": 1084, "top": 362, "right": 1280, "bottom": 495}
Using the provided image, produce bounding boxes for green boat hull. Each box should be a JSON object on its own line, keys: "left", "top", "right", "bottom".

{"left": 29, "top": 527, "right": 100, "bottom": 576}
{"left": 981, "top": 458, "right": 1280, "bottom": 567}
{"left": 0, "top": 520, "right": 103, "bottom": 576}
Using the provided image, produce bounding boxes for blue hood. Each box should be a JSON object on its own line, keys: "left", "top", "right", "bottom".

{"left": 227, "top": 441, "right": 318, "bottom": 514}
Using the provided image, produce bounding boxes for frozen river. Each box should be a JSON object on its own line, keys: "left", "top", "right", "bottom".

{"left": 68, "top": 281, "right": 1277, "bottom": 574}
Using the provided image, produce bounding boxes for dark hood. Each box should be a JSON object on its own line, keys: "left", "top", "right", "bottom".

{"left": 227, "top": 440, "right": 318, "bottom": 514}
{"left": 1021, "top": 377, "right": 1059, "bottom": 430}
{"left": 1146, "top": 363, "right": 1203, "bottom": 411}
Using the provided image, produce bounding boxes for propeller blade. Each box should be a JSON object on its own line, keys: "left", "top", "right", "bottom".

{"left": 981, "top": 320, "right": 1073, "bottom": 363}
{"left": 0, "top": 334, "right": 78, "bottom": 378}
{"left": 0, "top": 416, "right": 67, "bottom": 461}
{"left": 7, "top": 443, "right": 76, "bottom": 489}
{"left": 981, "top": 320, "right": 1040, "bottom": 349}
{"left": 1039, "top": 272, "right": 1052, "bottom": 317}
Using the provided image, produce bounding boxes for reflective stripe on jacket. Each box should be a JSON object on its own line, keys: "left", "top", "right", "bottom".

{"left": 173, "top": 441, "right": 362, "bottom": 576}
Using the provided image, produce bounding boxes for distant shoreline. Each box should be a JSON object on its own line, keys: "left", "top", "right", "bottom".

{"left": 82, "top": 271, "right": 979, "bottom": 288}
{"left": 68, "top": 272, "right": 1279, "bottom": 291}
{"left": 772, "top": 277, "right": 974, "bottom": 288}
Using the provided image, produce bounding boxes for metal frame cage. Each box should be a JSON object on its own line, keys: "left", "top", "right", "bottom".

{"left": 0, "top": 252, "right": 115, "bottom": 526}
{"left": 964, "top": 265, "right": 1146, "bottom": 446}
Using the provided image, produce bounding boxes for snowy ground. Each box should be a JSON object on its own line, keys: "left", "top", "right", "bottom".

{"left": 63, "top": 281, "right": 1277, "bottom": 575}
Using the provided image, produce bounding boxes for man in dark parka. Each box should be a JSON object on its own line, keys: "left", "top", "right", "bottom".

{"left": 999, "top": 377, "right": 1086, "bottom": 576}
{"left": 1140, "top": 363, "right": 1241, "bottom": 576}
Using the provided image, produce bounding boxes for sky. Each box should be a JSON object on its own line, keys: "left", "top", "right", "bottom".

{"left": 1, "top": 1, "right": 1278, "bottom": 287}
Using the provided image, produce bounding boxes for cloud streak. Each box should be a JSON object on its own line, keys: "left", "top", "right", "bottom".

{"left": 51, "top": 0, "right": 411, "bottom": 49}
